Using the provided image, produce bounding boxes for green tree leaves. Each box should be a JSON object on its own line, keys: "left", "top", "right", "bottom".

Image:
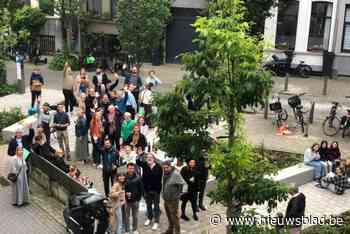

{"left": 12, "top": 6, "right": 47, "bottom": 42}
{"left": 116, "top": 0, "right": 171, "bottom": 63}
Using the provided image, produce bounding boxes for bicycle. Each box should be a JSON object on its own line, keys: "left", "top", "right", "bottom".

{"left": 269, "top": 95, "right": 288, "bottom": 127}
{"left": 288, "top": 93, "right": 308, "bottom": 136}
{"left": 323, "top": 101, "right": 341, "bottom": 136}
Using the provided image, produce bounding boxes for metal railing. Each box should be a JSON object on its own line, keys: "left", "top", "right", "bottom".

{"left": 30, "top": 152, "right": 87, "bottom": 195}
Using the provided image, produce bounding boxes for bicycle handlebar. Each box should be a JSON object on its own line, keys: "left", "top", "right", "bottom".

{"left": 297, "top": 92, "right": 307, "bottom": 97}
{"left": 345, "top": 96, "right": 350, "bottom": 99}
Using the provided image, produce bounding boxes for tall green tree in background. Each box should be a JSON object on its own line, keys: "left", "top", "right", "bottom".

{"left": 12, "top": 6, "right": 47, "bottom": 59}
{"left": 116, "top": 0, "right": 171, "bottom": 63}
{"left": 54, "top": 0, "right": 82, "bottom": 54}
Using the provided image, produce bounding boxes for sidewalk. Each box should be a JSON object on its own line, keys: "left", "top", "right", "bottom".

{"left": 0, "top": 146, "right": 65, "bottom": 234}
{"left": 0, "top": 88, "right": 64, "bottom": 113}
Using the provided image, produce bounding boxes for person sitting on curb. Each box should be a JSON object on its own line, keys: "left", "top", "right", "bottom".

{"left": 304, "top": 143, "right": 325, "bottom": 184}
{"left": 320, "top": 167, "right": 348, "bottom": 195}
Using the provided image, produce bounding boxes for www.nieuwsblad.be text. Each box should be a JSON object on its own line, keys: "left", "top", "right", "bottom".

{"left": 209, "top": 214, "right": 344, "bottom": 226}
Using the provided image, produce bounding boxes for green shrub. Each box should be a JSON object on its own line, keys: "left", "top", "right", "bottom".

{"left": 0, "top": 108, "right": 25, "bottom": 131}
{"left": 0, "top": 83, "right": 17, "bottom": 96}
{"left": 49, "top": 52, "right": 80, "bottom": 71}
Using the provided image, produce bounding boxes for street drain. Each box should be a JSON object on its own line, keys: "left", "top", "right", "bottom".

{"left": 0, "top": 176, "right": 10, "bottom": 187}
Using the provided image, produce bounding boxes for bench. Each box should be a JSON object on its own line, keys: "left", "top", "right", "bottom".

{"left": 272, "top": 163, "right": 314, "bottom": 186}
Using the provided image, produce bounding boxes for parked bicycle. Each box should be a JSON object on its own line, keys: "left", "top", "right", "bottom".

{"left": 288, "top": 93, "right": 308, "bottom": 136}
{"left": 269, "top": 95, "right": 288, "bottom": 127}
{"left": 323, "top": 101, "right": 341, "bottom": 136}
{"left": 323, "top": 97, "right": 350, "bottom": 138}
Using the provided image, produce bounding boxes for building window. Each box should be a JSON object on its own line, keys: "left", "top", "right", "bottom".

{"left": 87, "top": 0, "right": 101, "bottom": 16}
{"left": 275, "top": 0, "right": 299, "bottom": 50}
{"left": 308, "top": 2, "right": 333, "bottom": 51}
{"left": 342, "top": 6, "right": 350, "bottom": 52}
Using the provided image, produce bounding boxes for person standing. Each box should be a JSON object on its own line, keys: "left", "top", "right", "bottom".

{"left": 285, "top": 185, "right": 306, "bottom": 234}
{"left": 124, "top": 125, "right": 147, "bottom": 150}
{"left": 53, "top": 104, "right": 71, "bottom": 160}
{"left": 90, "top": 110, "right": 104, "bottom": 167}
{"left": 124, "top": 66, "right": 142, "bottom": 106}
{"left": 180, "top": 159, "right": 199, "bottom": 221}
{"left": 125, "top": 85, "right": 138, "bottom": 119}
{"left": 30, "top": 68, "right": 44, "bottom": 108}
{"left": 75, "top": 109, "right": 89, "bottom": 163}
{"left": 124, "top": 163, "right": 143, "bottom": 234}
{"left": 63, "top": 62, "right": 75, "bottom": 113}
{"left": 9, "top": 146, "right": 30, "bottom": 207}
{"left": 197, "top": 151, "right": 210, "bottom": 211}
{"left": 162, "top": 160, "right": 185, "bottom": 234}
{"left": 85, "top": 88, "right": 97, "bottom": 128}
{"left": 101, "top": 139, "right": 119, "bottom": 196}
{"left": 7, "top": 124, "right": 34, "bottom": 156}
{"left": 121, "top": 112, "right": 137, "bottom": 144}
{"left": 136, "top": 153, "right": 163, "bottom": 230}
{"left": 39, "top": 102, "right": 53, "bottom": 145}
{"left": 103, "top": 105, "right": 122, "bottom": 149}
{"left": 74, "top": 68, "right": 91, "bottom": 99}
{"left": 92, "top": 68, "right": 111, "bottom": 95}
{"left": 139, "top": 83, "right": 154, "bottom": 127}
{"left": 109, "top": 174, "right": 126, "bottom": 234}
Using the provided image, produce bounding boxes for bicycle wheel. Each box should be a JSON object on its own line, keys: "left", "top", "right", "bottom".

{"left": 323, "top": 116, "right": 341, "bottom": 136}
{"left": 280, "top": 109, "right": 288, "bottom": 121}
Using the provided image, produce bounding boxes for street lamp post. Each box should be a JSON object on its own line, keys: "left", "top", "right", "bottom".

{"left": 16, "top": 53, "right": 25, "bottom": 94}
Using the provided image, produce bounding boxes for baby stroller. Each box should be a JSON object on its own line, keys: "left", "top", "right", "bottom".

{"left": 63, "top": 192, "right": 109, "bottom": 234}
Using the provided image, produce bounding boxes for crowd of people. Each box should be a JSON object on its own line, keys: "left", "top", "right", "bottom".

{"left": 304, "top": 141, "right": 349, "bottom": 194}
{"left": 7, "top": 63, "right": 212, "bottom": 234}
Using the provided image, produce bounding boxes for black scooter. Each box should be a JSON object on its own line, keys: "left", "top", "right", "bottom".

{"left": 263, "top": 51, "right": 312, "bottom": 78}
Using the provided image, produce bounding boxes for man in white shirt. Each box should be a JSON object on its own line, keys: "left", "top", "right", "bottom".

{"left": 140, "top": 83, "right": 154, "bottom": 126}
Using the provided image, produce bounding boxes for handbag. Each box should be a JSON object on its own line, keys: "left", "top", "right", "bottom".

{"left": 7, "top": 164, "right": 23, "bottom": 183}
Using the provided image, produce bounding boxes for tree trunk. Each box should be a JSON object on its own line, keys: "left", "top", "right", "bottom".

{"left": 228, "top": 113, "right": 235, "bottom": 147}
{"left": 226, "top": 202, "right": 234, "bottom": 234}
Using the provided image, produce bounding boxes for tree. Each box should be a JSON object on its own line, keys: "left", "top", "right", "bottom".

{"left": 116, "top": 0, "right": 171, "bottom": 63}
{"left": 153, "top": 91, "right": 214, "bottom": 162}
{"left": 209, "top": 132, "right": 289, "bottom": 233}
{"left": 181, "top": 0, "right": 273, "bottom": 146}
{"left": 54, "top": 0, "right": 81, "bottom": 54}
{"left": 39, "top": 0, "right": 55, "bottom": 15}
{"left": 12, "top": 6, "right": 47, "bottom": 58}
{"left": 210, "top": 0, "right": 294, "bottom": 36}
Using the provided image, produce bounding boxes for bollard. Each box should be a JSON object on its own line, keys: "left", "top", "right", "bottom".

{"left": 309, "top": 101, "right": 315, "bottom": 124}
{"left": 304, "top": 123, "right": 309, "bottom": 138}
{"left": 264, "top": 96, "right": 269, "bottom": 119}
{"left": 284, "top": 73, "right": 289, "bottom": 91}
{"left": 323, "top": 75, "right": 329, "bottom": 96}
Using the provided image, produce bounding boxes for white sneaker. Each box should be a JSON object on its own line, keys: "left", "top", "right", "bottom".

{"left": 133, "top": 231, "right": 139, "bottom": 234}
{"left": 144, "top": 219, "right": 151, "bottom": 226}
{"left": 152, "top": 223, "right": 159, "bottom": 230}
{"left": 97, "top": 164, "right": 103, "bottom": 169}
